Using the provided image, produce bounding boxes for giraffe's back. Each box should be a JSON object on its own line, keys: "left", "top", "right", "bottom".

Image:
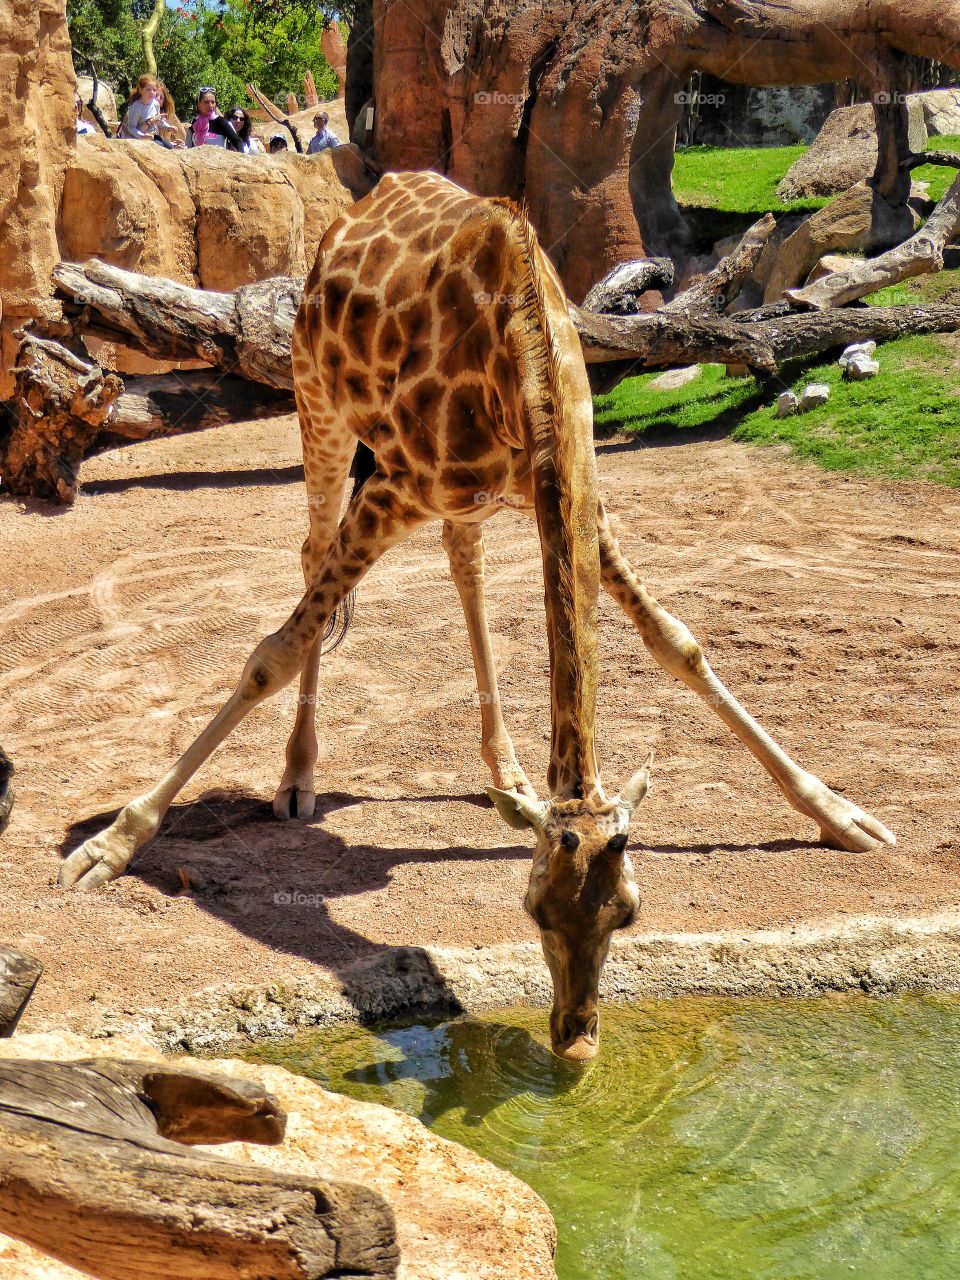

{"left": 292, "top": 172, "right": 552, "bottom": 518}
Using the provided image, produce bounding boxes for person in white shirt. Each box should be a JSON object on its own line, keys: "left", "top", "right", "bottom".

{"left": 307, "top": 112, "right": 340, "bottom": 155}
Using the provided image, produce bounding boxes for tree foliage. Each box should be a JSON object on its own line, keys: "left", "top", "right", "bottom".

{"left": 67, "top": 0, "right": 342, "bottom": 116}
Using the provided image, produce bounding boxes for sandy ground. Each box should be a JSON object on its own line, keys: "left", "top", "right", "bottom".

{"left": 2, "top": 414, "right": 959, "bottom": 1032}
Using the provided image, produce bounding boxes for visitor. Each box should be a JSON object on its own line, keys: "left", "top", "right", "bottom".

{"left": 156, "top": 81, "right": 186, "bottom": 148}
{"left": 74, "top": 94, "right": 94, "bottom": 137}
{"left": 306, "top": 111, "right": 340, "bottom": 155}
{"left": 118, "top": 75, "right": 163, "bottom": 141}
{"left": 186, "top": 87, "right": 244, "bottom": 150}
{"left": 119, "top": 75, "right": 183, "bottom": 148}
{"left": 268, "top": 132, "right": 289, "bottom": 154}
{"left": 223, "top": 106, "right": 264, "bottom": 154}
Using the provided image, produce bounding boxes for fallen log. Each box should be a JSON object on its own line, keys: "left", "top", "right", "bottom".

{"left": 662, "top": 213, "right": 777, "bottom": 318}
{"left": 786, "top": 161, "right": 960, "bottom": 311}
{"left": 105, "top": 370, "right": 294, "bottom": 444}
{"left": 582, "top": 257, "right": 675, "bottom": 314}
{"left": 0, "top": 335, "right": 123, "bottom": 504}
{"left": 0, "top": 946, "right": 42, "bottom": 1036}
{"left": 0, "top": 337, "right": 294, "bottom": 503}
{"left": 0, "top": 1057, "right": 398, "bottom": 1280}
{"left": 0, "top": 750, "right": 12, "bottom": 839}
{"left": 54, "top": 261, "right": 300, "bottom": 390}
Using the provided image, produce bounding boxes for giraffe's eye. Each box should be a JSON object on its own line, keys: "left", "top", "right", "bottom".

{"left": 560, "top": 830, "right": 580, "bottom": 852}
{"left": 607, "top": 833, "right": 628, "bottom": 854}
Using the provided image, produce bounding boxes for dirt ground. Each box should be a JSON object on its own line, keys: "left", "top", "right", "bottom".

{"left": 2, "top": 414, "right": 959, "bottom": 1032}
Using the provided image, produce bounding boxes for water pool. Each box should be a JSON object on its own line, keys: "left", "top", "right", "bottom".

{"left": 245, "top": 996, "right": 960, "bottom": 1279}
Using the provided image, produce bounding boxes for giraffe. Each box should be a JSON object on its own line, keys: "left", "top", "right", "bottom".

{"left": 59, "top": 172, "right": 896, "bottom": 1061}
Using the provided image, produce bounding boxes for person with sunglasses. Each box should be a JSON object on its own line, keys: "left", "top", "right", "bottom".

{"left": 223, "top": 106, "right": 265, "bottom": 154}
{"left": 185, "top": 87, "right": 244, "bottom": 150}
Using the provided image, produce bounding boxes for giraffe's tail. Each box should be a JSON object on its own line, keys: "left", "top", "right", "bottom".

{"left": 318, "top": 442, "right": 377, "bottom": 654}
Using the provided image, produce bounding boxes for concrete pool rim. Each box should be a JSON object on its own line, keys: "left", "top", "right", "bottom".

{"left": 72, "top": 909, "right": 960, "bottom": 1054}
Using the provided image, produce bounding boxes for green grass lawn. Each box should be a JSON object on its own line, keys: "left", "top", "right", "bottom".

{"left": 598, "top": 138, "right": 960, "bottom": 486}
{"left": 673, "top": 144, "right": 826, "bottom": 215}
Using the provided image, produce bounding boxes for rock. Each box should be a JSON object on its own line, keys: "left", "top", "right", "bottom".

{"left": 58, "top": 138, "right": 350, "bottom": 293}
{"left": 799, "top": 384, "right": 831, "bottom": 411}
{"left": 649, "top": 365, "right": 701, "bottom": 392}
{"left": 777, "top": 100, "right": 928, "bottom": 201}
{"left": 764, "top": 184, "right": 917, "bottom": 301}
{"left": 0, "top": 0, "right": 77, "bottom": 394}
{"left": 805, "top": 253, "right": 856, "bottom": 285}
{"left": 76, "top": 74, "right": 118, "bottom": 129}
{"left": 845, "top": 355, "right": 881, "bottom": 381}
{"left": 321, "top": 25, "right": 348, "bottom": 97}
{"left": 0, "top": 1032, "right": 558, "bottom": 1280}
{"left": 776, "top": 391, "right": 799, "bottom": 417}
{"left": 839, "top": 340, "right": 878, "bottom": 367}
{"left": 915, "top": 88, "right": 960, "bottom": 138}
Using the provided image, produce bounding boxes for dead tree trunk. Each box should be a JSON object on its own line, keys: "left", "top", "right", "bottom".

{"left": 0, "top": 750, "right": 13, "bottom": 839}
{"left": 53, "top": 261, "right": 301, "bottom": 390}
{"left": 0, "top": 947, "right": 42, "bottom": 1036}
{"left": 0, "top": 336, "right": 123, "bottom": 504}
{"left": 0, "top": 1058, "right": 398, "bottom": 1280}
{"left": 787, "top": 157, "right": 960, "bottom": 309}
{"left": 0, "top": 338, "right": 294, "bottom": 503}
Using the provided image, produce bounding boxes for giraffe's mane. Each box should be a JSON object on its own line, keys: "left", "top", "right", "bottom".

{"left": 487, "top": 195, "right": 568, "bottom": 471}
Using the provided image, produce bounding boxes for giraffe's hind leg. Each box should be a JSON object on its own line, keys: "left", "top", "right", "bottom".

{"left": 273, "top": 394, "right": 358, "bottom": 822}
{"left": 597, "top": 505, "right": 896, "bottom": 853}
{"left": 60, "top": 480, "right": 426, "bottom": 890}
{"left": 442, "top": 521, "right": 535, "bottom": 798}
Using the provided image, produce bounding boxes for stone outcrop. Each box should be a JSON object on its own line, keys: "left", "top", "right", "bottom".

{"left": 0, "top": 1032, "right": 558, "bottom": 1280}
{"left": 777, "top": 100, "right": 929, "bottom": 201}
{"left": 916, "top": 87, "right": 960, "bottom": 137}
{"left": 0, "top": 0, "right": 76, "bottom": 385}
{"left": 60, "top": 139, "right": 350, "bottom": 293}
{"left": 363, "top": 0, "right": 960, "bottom": 301}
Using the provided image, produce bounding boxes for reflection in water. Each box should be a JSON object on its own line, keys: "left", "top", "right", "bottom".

{"left": 246, "top": 996, "right": 960, "bottom": 1280}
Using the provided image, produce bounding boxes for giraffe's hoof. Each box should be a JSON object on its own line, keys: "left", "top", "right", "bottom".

{"left": 272, "top": 785, "right": 317, "bottom": 822}
{"left": 59, "top": 831, "right": 132, "bottom": 891}
{"left": 790, "top": 776, "right": 896, "bottom": 853}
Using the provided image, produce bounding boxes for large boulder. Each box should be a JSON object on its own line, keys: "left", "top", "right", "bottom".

{"left": 0, "top": 1032, "right": 558, "bottom": 1280}
{"left": 76, "top": 74, "right": 119, "bottom": 129}
{"left": 915, "top": 87, "right": 960, "bottom": 137}
{"left": 0, "top": 0, "right": 76, "bottom": 391}
{"left": 778, "top": 100, "right": 928, "bottom": 201}
{"left": 59, "top": 139, "right": 351, "bottom": 291}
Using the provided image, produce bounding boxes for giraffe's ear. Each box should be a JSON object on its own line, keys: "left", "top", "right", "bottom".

{"left": 486, "top": 787, "right": 548, "bottom": 832}
{"left": 614, "top": 752, "right": 654, "bottom": 818}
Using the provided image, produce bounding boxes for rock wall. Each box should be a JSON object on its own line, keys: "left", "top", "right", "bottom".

{"left": 0, "top": 1032, "right": 558, "bottom": 1280}
{"left": 60, "top": 141, "right": 350, "bottom": 293}
{"left": 0, "top": 0, "right": 76, "bottom": 384}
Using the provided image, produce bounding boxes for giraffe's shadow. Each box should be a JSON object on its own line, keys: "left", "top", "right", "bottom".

{"left": 60, "top": 789, "right": 533, "bottom": 1024}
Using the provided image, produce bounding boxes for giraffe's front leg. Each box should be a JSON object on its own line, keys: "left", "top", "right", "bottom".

{"left": 597, "top": 509, "right": 896, "bottom": 853}
{"left": 442, "top": 521, "right": 536, "bottom": 798}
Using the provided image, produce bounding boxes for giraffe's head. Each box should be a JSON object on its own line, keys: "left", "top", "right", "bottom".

{"left": 487, "top": 755, "right": 653, "bottom": 1063}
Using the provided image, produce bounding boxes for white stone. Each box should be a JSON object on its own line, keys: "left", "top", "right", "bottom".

{"left": 649, "top": 364, "right": 702, "bottom": 391}
{"left": 775, "top": 391, "right": 799, "bottom": 417}
{"left": 799, "top": 383, "right": 831, "bottom": 410}
{"left": 839, "top": 340, "right": 877, "bottom": 368}
{"left": 845, "top": 355, "right": 881, "bottom": 381}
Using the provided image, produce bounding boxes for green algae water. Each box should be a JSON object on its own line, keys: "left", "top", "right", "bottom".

{"left": 245, "top": 996, "right": 960, "bottom": 1279}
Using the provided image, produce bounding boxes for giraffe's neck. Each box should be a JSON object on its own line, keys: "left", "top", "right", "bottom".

{"left": 511, "top": 241, "right": 602, "bottom": 801}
